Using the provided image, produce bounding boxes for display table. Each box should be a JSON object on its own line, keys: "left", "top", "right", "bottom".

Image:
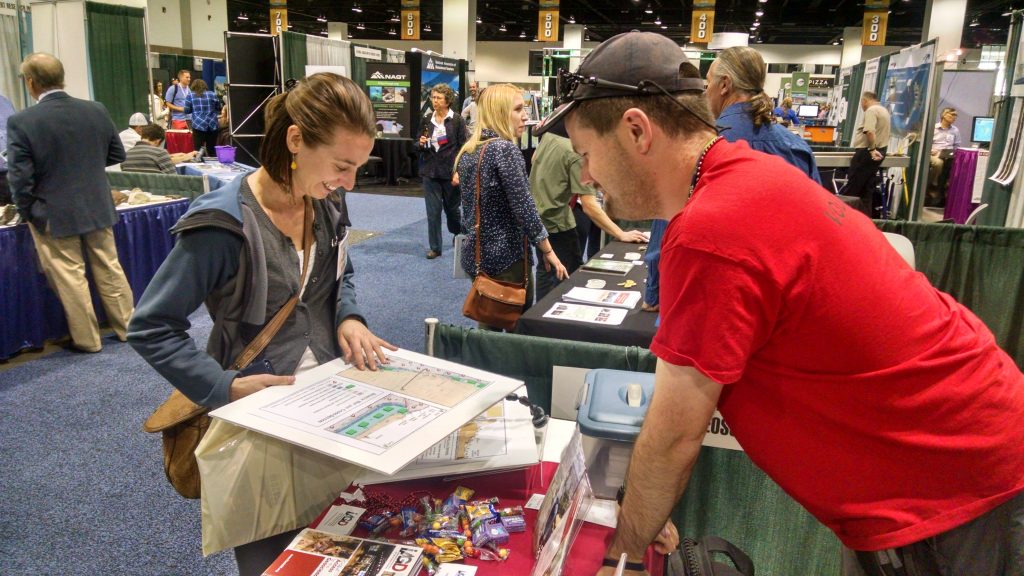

{"left": 165, "top": 130, "right": 194, "bottom": 154}
{"left": 944, "top": 148, "right": 982, "bottom": 224}
{"left": 516, "top": 241, "right": 657, "bottom": 347}
{"left": 0, "top": 199, "right": 189, "bottom": 359}
{"left": 324, "top": 419, "right": 663, "bottom": 576}
{"left": 177, "top": 160, "right": 255, "bottom": 190}
{"left": 372, "top": 138, "right": 417, "bottom": 186}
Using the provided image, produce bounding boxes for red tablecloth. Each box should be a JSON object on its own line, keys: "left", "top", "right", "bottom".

{"left": 321, "top": 463, "right": 664, "bottom": 575}
{"left": 166, "top": 130, "right": 194, "bottom": 154}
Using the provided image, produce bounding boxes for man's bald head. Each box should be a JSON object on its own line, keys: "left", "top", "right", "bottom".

{"left": 21, "top": 53, "right": 65, "bottom": 93}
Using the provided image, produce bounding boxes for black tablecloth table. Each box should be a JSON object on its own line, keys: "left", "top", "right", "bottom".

{"left": 516, "top": 240, "right": 657, "bottom": 347}
{"left": 372, "top": 137, "right": 417, "bottom": 185}
{"left": 0, "top": 199, "right": 189, "bottom": 359}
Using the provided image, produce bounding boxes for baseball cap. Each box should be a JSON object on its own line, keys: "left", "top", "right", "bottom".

{"left": 128, "top": 112, "right": 148, "bottom": 126}
{"left": 535, "top": 31, "right": 705, "bottom": 137}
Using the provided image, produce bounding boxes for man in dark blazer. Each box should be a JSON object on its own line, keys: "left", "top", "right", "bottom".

{"left": 7, "top": 53, "right": 134, "bottom": 353}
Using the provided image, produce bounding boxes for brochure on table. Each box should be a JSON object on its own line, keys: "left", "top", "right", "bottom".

{"left": 562, "top": 287, "right": 642, "bottom": 309}
{"left": 543, "top": 302, "right": 628, "bottom": 326}
{"left": 211, "top": 348, "right": 526, "bottom": 475}
{"left": 355, "top": 387, "right": 540, "bottom": 484}
{"left": 261, "top": 528, "right": 423, "bottom": 576}
{"left": 531, "top": 429, "right": 594, "bottom": 576}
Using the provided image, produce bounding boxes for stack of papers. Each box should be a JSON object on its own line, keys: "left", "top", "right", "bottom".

{"left": 562, "top": 287, "right": 641, "bottom": 309}
{"left": 581, "top": 259, "right": 633, "bottom": 275}
{"left": 542, "top": 302, "right": 628, "bottom": 326}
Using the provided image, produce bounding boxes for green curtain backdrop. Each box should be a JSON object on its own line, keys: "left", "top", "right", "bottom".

{"left": 281, "top": 31, "right": 308, "bottom": 84}
{"left": 86, "top": 2, "right": 148, "bottom": 130}
{"left": 876, "top": 220, "right": 1024, "bottom": 367}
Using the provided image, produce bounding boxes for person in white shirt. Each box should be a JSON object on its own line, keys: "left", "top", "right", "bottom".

{"left": 461, "top": 80, "right": 479, "bottom": 130}
{"left": 927, "top": 107, "right": 961, "bottom": 207}
{"left": 118, "top": 112, "right": 148, "bottom": 151}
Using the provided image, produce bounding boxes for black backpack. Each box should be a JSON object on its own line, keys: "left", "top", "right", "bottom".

{"left": 667, "top": 536, "right": 755, "bottom": 576}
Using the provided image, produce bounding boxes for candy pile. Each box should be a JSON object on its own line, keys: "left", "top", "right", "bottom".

{"left": 357, "top": 486, "right": 527, "bottom": 574}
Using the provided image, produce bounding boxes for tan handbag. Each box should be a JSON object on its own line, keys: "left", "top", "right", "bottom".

{"left": 142, "top": 197, "right": 315, "bottom": 499}
{"left": 461, "top": 140, "right": 528, "bottom": 330}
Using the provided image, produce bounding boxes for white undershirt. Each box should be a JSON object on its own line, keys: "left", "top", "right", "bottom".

{"left": 294, "top": 243, "right": 319, "bottom": 375}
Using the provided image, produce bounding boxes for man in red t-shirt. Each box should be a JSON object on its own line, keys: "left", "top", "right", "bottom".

{"left": 536, "top": 32, "right": 1024, "bottom": 576}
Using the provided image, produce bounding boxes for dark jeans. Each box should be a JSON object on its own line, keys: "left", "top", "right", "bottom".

{"left": 423, "top": 177, "right": 462, "bottom": 254}
{"left": 192, "top": 129, "right": 219, "bottom": 157}
{"left": 843, "top": 490, "right": 1024, "bottom": 576}
{"left": 534, "top": 228, "right": 582, "bottom": 302}
{"left": 234, "top": 528, "right": 302, "bottom": 576}
{"left": 846, "top": 147, "right": 886, "bottom": 218}
{"left": 572, "top": 204, "right": 604, "bottom": 260}
{"left": 0, "top": 172, "right": 9, "bottom": 206}
{"left": 476, "top": 257, "right": 534, "bottom": 331}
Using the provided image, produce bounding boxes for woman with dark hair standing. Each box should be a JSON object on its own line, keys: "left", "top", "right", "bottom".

{"left": 455, "top": 84, "right": 567, "bottom": 329}
{"left": 419, "top": 82, "right": 468, "bottom": 259}
{"left": 184, "top": 78, "right": 222, "bottom": 156}
{"left": 128, "top": 73, "right": 395, "bottom": 574}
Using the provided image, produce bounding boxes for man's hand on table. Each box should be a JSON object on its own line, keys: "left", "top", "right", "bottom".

{"left": 617, "top": 229, "right": 648, "bottom": 243}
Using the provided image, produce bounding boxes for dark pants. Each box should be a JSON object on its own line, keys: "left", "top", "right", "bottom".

{"left": 846, "top": 147, "right": 886, "bottom": 218}
{"left": 192, "top": 129, "right": 219, "bottom": 157}
{"left": 572, "top": 204, "right": 604, "bottom": 261}
{"left": 476, "top": 258, "right": 534, "bottom": 331}
{"left": 843, "top": 490, "right": 1024, "bottom": 576}
{"left": 234, "top": 528, "right": 302, "bottom": 576}
{"left": 534, "top": 228, "right": 582, "bottom": 302}
{"left": 423, "top": 177, "right": 462, "bottom": 254}
{"left": 0, "top": 172, "right": 9, "bottom": 206}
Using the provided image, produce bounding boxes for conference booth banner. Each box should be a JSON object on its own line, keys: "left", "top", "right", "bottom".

{"left": 365, "top": 61, "right": 413, "bottom": 138}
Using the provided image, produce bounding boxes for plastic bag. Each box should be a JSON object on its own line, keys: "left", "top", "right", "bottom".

{"left": 196, "top": 419, "right": 362, "bottom": 555}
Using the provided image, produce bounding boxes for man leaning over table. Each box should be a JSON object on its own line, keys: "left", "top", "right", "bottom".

{"left": 7, "top": 53, "right": 134, "bottom": 353}
{"left": 536, "top": 31, "right": 1024, "bottom": 576}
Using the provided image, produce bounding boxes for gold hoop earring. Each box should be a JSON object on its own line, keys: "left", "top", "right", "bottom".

{"left": 290, "top": 154, "right": 297, "bottom": 170}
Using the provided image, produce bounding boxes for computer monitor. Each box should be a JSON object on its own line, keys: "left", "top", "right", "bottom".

{"left": 972, "top": 116, "right": 994, "bottom": 144}
{"left": 797, "top": 104, "right": 819, "bottom": 118}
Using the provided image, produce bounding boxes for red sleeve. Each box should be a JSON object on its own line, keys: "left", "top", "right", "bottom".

{"left": 649, "top": 243, "right": 782, "bottom": 384}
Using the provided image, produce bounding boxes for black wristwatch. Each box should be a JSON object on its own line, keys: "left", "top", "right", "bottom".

{"left": 602, "top": 557, "right": 646, "bottom": 571}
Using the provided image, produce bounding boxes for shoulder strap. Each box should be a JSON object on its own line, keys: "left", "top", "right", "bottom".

{"left": 230, "top": 196, "right": 315, "bottom": 371}
{"left": 473, "top": 140, "right": 493, "bottom": 275}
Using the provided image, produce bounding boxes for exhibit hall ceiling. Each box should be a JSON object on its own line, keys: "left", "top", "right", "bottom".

{"left": 227, "top": 0, "right": 1012, "bottom": 49}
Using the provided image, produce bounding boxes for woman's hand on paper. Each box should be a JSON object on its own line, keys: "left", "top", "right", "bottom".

{"left": 338, "top": 318, "right": 398, "bottom": 371}
{"left": 229, "top": 373, "right": 295, "bottom": 402}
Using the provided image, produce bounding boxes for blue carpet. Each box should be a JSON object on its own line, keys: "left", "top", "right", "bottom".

{"left": 0, "top": 191, "right": 477, "bottom": 575}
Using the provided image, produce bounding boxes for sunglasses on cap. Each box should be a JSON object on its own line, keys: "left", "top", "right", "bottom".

{"left": 554, "top": 68, "right": 717, "bottom": 132}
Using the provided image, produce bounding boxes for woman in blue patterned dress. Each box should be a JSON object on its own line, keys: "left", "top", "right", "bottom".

{"left": 455, "top": 84, "right": 567, "bottom": 328}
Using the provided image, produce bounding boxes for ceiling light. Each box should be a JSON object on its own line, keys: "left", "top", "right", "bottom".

{"left": 832, "top": 40, "right": 839, "bottom": 45}
{"left": 969, "top": 18, "right": 979, "bottom": 26}
{"left": 237, "top": 12, "right": 248, "bottom": 20}
{"left": 660, "top": 25, "right": 667, "bottom": 29}
{"left": 759, "top": 0, "right": 768, "bottom": 3}
{"left": 259, "top": 27, "right": 268, "bottom": 32}
{"left": 388, "top": 28, "right": 396, "bottom": 35}
{"left": 476, "top": 16, "right": 482, "bottom": 23}
{"left": 568, "top": 15, "right": 576, "bottom": 24}
{"left": 753, "top": 21, "right": 760, "bottom": 27}
{"left": 320, "top": 30, "right": 327, "bottom": 36}
{"left": 750, "top": 26, "right": 757, "bottom": 30}
{"left": 757, "top": 37, "right": 763, "bottom": 43}
{"left": 755, "top": 9, "right": 764, "bottom": 17}
{"left": 499, "top": 23, "right": 507, "bottom": 32}
{"left": 351, "top": 4, "right": 362, "bottom": 13}
{"left": 654, "top": 17, "right": 661, "bottom": 25}
{"left": 357, "top": 22, "right": 365, "bottom": 29}
{"left": 519, "top": 30, "right": 526, "bottom": 37}
{"left": 645, "top": 8, "right": 653, "bottom": 14}
{"left": 390, "top": 15, "right": 400, "bottom": 23}
{"left": 316, "top": 14, "right": 326, "bottom": 23}
{"left": 424, "top": 23, "right": 432, "bottom": 31}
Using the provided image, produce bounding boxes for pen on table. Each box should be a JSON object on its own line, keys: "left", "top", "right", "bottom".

{"left": 613, "top": 552, "right": 628, "bottom": 576}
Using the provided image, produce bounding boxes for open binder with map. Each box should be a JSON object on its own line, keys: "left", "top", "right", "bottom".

{"left": 211, "top": 348, "right": 529, "bottom": 476}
